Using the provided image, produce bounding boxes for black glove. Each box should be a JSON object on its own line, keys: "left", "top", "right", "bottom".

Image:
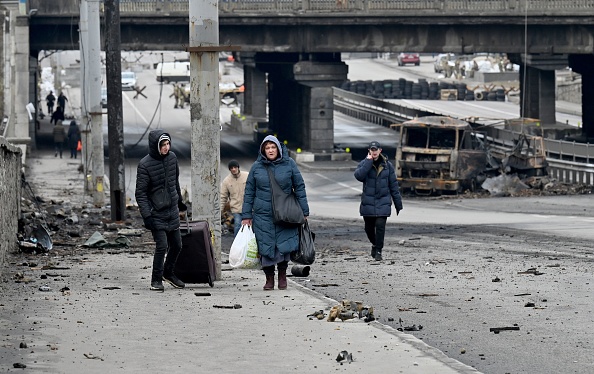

{"left": 143, "top": 217, "right": 155, "bottom": 230}
{"left": 178, "top": 201, "right": 188, "bottom": 212}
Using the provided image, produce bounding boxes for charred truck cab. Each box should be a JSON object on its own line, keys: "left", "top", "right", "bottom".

{"left": 393, "top": 116, "right": 487, "bottom": 195}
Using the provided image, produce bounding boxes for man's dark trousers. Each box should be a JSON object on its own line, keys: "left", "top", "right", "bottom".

{"left": 363, "top": 216, "right": 387, "bottom": 254}
{"left": 151, "top": 228, "right": 183, "bottom": 282}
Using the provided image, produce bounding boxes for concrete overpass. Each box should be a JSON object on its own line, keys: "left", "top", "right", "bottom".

{"left": 4, "top": 0, "right": 594, "bottom": 155}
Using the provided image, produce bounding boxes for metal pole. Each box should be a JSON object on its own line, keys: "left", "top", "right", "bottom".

{"left": 79, "top": 0, "right": 91, "bottom": 194}
{"left": 189, "top": 0, "right": 222, "bottom": 280}
{"left": 104, "top": 0, "right": 126, "bottom": 221}
{"left": 88, "top": 0, "right": 105, "bottom": 207}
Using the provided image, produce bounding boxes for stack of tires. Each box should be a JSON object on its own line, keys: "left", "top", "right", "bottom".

{"left": 428, "top": 82, "right": 440, "bottom": 100}
{"left": 338, "top": 79, "right": 502, "bottom": 103}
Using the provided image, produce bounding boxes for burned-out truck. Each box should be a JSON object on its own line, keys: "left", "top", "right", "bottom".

{"left": 392, "top": 116, "right": 489, "bottom": 195}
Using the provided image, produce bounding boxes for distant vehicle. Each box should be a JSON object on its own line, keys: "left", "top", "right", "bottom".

{"left": 397, "top": 53, "right": 420, "bottom": 66}
{"left": 155, "top": 61, "right": 190, "bottom": 83}
{"left": 434, "top": 53, "right": 456, "bottom": 73}
{"left": 101, "top": 87, "right": 107, "bottom": 108}
{"left": 121, "top": 71, "right": 137, "bottom": 90}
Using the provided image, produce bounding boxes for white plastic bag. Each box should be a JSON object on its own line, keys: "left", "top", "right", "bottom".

{"left": 229, "top": 225, "right": 259, "bottom": 269}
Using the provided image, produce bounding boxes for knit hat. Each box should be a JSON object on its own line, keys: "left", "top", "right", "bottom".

{"left": 228, "top": 160, "right": 240, "bottom": 169}
{"left": 158, "top": 133, "right": 171, "bottom": 154}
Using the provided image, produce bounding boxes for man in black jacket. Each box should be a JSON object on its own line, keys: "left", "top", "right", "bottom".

{"left": 135, "top": 130, "right": 188, "bottom": 291}
{"left": 354, "top": 141, "right": 403, "bottom": 261}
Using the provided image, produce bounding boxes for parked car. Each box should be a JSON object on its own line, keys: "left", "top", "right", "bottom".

{"left": 121, "top": 71, "right": 137, "bottom": 90}
{"left": 397, "top": 53, "right": 420, "bottom": 66}
{"left": 434, "top": 53, "right": 456, "bottom": 73}
{"left": 101, "top": 86, "right": 107, "bottom": 108}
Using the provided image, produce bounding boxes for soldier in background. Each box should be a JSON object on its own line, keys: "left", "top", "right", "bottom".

{"left": 179, "top": 83, "right": 188, "bottom": 108}
{"left": 175, "top": 83, "right": 185, "bottom": 109}
{"left": 454, "top": 58, "right": 461, "bottom": 79}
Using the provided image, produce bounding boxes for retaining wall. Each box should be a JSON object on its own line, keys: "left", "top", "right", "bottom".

{"left": 0, "top": 137, "right": 22, "bottom": 276}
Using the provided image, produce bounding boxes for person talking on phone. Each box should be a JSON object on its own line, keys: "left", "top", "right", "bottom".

{"left": 354, "top": 141, "right": 403, "bottom": 261}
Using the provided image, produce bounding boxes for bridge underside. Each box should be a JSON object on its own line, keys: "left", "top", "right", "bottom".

{"left": 25, "top": 17, "right": 594, "bottom": 151}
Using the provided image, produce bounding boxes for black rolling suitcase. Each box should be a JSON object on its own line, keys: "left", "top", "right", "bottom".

{"left": 175, "top": 219, "right": 216, "bottom": 287}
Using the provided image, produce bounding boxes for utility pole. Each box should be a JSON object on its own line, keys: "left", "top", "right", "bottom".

{"left": 88, "top": 0, "right": 105, "bottom": 207}
{"left": 80, "top": 0, "right": 105, "bottom": 206}
{"left": 79, "top": 1, "right": 91, "bottom": 194}
{"left": 189, "top": 0, "right": 222, "bottom": 280}
{"left": 104, "top": 0, "right": 126, "bottom": 221}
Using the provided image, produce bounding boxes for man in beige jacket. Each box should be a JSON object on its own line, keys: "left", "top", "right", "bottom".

{"left": 221, "top": 160, "right": 248, "bottom": 236}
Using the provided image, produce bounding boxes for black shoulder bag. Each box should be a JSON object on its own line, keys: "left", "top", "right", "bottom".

{"left": 265, "top": 166, "right": 305, "bottom": 227}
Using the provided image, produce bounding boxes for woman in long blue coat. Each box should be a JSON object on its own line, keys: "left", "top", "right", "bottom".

{"left": 241, "top": 135, "right": 309, "bottom": 291}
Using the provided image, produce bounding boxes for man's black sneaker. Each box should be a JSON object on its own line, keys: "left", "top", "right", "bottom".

{"left": 374, "top": 253, "right": 383, "bottom": 261}
{"left": 150, "top": 281, "right": 164, "bottom": 291}
{"left": 163, "top": 274, "right": 185, "bottom": 289}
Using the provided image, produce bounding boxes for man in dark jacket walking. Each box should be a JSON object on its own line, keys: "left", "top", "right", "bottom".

{"left": 354, "top": 141, "right": 403, "bottom": 261}
{"left": 135, "top": 130, "right": 188, "bottom": 291}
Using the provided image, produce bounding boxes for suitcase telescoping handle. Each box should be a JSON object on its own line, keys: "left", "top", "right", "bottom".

{"left": 180, "top": 214, "right": 191, "bottom": 236}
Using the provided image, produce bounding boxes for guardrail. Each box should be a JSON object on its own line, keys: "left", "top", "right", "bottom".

{"left": 26, "top": 0, "right": 594, "bottom": 16}
{"left": 333, "top": 88, "right": 594, "bottom": 186}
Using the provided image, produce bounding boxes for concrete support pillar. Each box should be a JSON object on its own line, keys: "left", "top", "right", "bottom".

{"left": 580, "top": 71, "right": 594, "bottom": 139}
{"left": 243, "top": 65, "right": 267, "bottom": 118}
{"left": 520, "top": 66, "right": 556, "bottom": 125}
{"left": 568, "top": 54, "right": 594, "bottom": 139}
{"left": 302, "top": 85, "right": 334, "bottom": 152}
{"left": 262, "top": 58, "right": 348, "bottom": 154}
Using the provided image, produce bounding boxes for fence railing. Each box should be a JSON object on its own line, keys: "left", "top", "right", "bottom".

{"left": 26, "top": 0, "right": 594, "bottom": 16}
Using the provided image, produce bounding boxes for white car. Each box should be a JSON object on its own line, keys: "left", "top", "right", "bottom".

{"left": 101, "top": 87, "right": 107, "bottom": 108}
{"left": 121, "top": 71, "right": 137, "bottom": 90}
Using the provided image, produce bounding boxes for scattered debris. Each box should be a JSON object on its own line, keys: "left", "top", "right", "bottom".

{"left": 490, "top": 325, "right": 520, "bottom": 334}
{"left": 19, "top": 342, "right": 27, "bottom": 349}
{"left": 13, "top": 363, "right": 27, "bottom": 369}
{"left": 492, "top": 276, "right": 501, "bottom": 282}
{"left": 117, "top": 228, "right": 144, "bottom": 237}
{"left": 397, "top": 317, "right": 423, "bottom": 332}
{"left": 83, "top": 353, "right": 104, "bottom": 361}
{"left": 291, "top": 264, "right": 310, "bottom": 277}
{"left": 336, "top": 350, "right": 354, "bottom": 364}
{"left": 307, "top": 310, "right": 326, "bottom": 320}
{"left": 38, "top": 285, "right": 51, "bottom": 292}
{"left": 213, "top": 304, "right": 242, "bottom": 309}
{"left": 327, "top": 300, "right": 375, "bottom": 322}
{"left": 194, "top": 292, "right": 211, "bottom": 297}
{"left": 517, "top": 268, "right": 544, "bottom": 275}
{"left": 102, "top": 287, "right": 121, "bottom": 290}
{"left": 514, "top": 293, "right": 531, "bottom": 297}
{"left": 524, "top": 302, "right": 535, "bottom": 307}
{"left": 83, "top": 232, "right": 131, "bottom": 249}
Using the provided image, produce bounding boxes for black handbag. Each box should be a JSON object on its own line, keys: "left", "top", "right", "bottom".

{"left": 265, "top": 166, "right": 305, "bottom": 227}
{"left": 292, "top": 220, "right": 315, "bottom": 265}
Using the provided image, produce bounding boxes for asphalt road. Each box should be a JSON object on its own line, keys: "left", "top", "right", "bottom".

{"left": 287, "top": 203, "right": 594, "bottom": 374}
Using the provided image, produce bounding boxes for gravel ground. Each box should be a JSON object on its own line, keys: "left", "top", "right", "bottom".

{"left": 289, "top": 217, "right": 594, "bottom": 374}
